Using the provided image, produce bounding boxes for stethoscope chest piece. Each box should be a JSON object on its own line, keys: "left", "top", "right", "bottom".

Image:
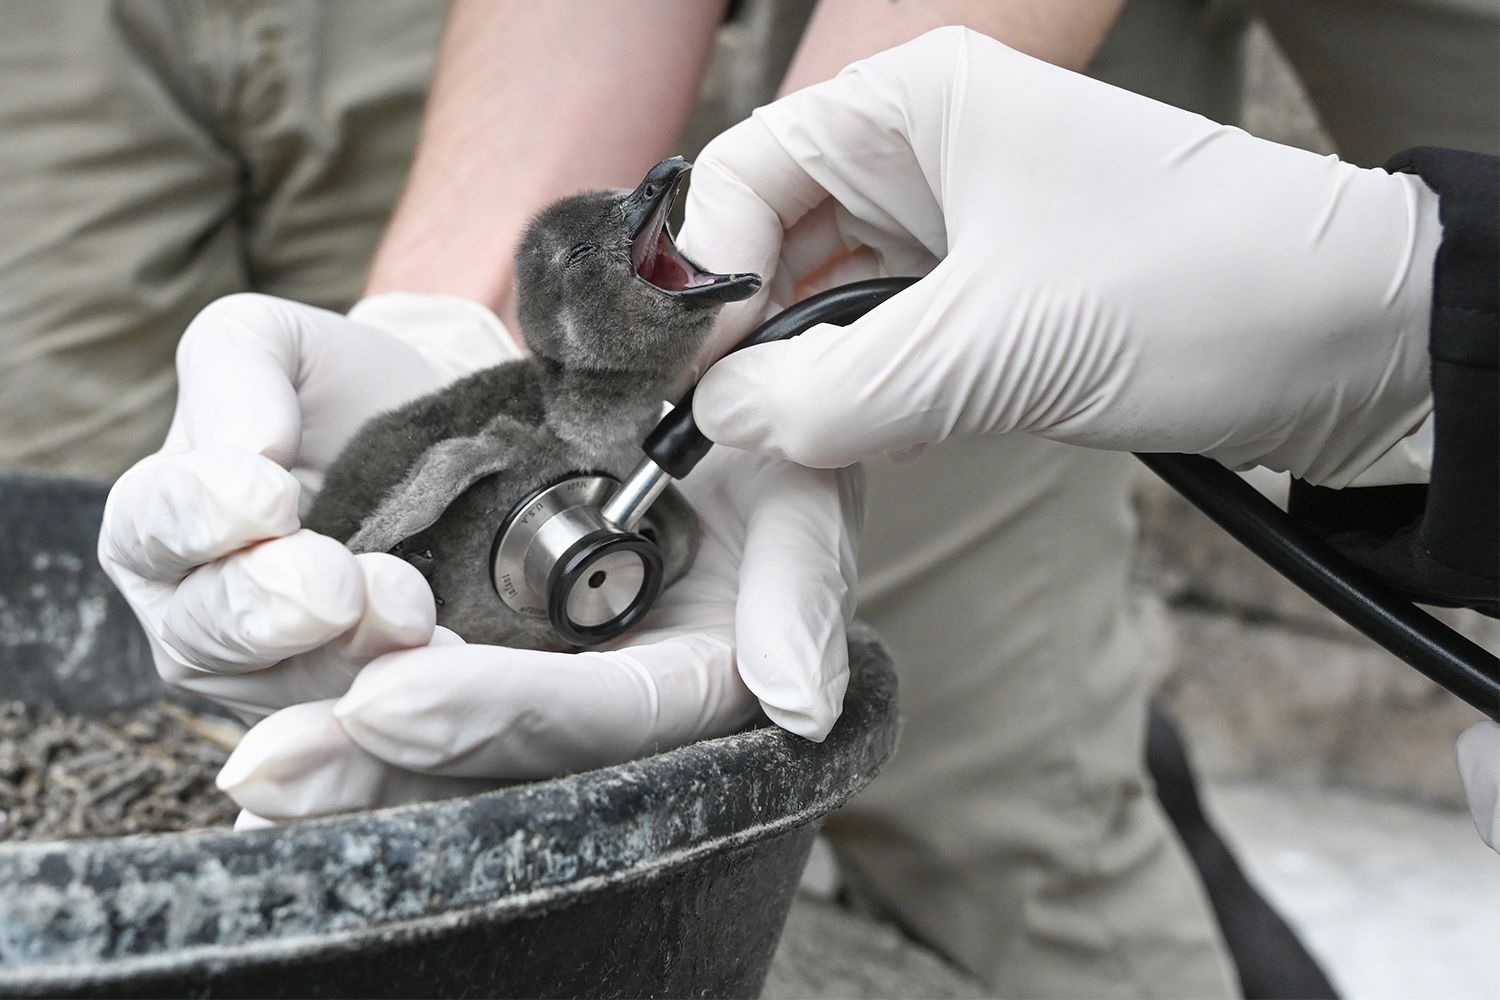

{"left": 491, "top": 474, "right": 663, "bottom": 647}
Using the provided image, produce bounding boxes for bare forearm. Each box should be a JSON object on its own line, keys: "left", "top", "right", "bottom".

{"left": 779, "top": 0, "right": 1124, "bottom": 95}
{"left": 366, "top": 0, "right": 725, "bottom": 319}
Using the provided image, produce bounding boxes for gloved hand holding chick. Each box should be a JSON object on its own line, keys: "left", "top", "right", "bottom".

{"left": 100, "top": 158, "right": 862, "bottom": 823}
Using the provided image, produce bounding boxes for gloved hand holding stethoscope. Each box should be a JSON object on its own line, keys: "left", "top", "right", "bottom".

{"left": 672, "top": 28, "right": 1497, "bottom": 849}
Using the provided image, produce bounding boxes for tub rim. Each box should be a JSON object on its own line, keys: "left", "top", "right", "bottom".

{"left": 0, "top": 624, "right": 898, "bottom": 990}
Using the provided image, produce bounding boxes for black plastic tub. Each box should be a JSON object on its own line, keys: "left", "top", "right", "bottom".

{"left": 0, "top": 471, "right": 900, "bottom": 998}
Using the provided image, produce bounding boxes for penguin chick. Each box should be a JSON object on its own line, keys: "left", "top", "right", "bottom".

{"left": 304, "top": 157, "right": 760, "bottom": 651}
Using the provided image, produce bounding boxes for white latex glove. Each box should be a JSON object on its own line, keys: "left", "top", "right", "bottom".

{"left": 98, "top": 293, "right": 480, "bottom": 721}
{"left": 217, "top": 447, "right": 861, "bottom": 821}
{"left": 1456, "top": 721, "right": 1500, "bottom": 853}
{"left": 100, "top": 291, "right": 859, "bottom": 821}
{"left": 681, "top": 27, "right": 1442, "bottom": 487}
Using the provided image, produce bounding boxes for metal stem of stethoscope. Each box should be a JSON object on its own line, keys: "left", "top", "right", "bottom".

{"left": 601, "top": 459, "right": 672, "bottom": 532}
{"left": 496, "top": 277, "right": 1499, "bottom": 720}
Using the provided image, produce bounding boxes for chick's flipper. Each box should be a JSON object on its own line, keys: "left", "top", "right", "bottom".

{"left": 305, "top": 362, "right": 543, "bottom": 543}
{"left": 345, "top": 415, "right": 543, "bottom": 554}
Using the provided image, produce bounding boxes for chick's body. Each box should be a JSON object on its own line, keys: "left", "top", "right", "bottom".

{"left": 303, "top": 158, "right": 759, "bottom": 650}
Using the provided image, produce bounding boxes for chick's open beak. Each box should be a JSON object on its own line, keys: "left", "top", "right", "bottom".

{"left": 622, "top": 157, "right": 761, "bottom": 309}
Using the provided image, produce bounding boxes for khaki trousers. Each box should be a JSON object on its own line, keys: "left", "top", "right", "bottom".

{"left": 0, "top": 1, "right": 447, "bottom": 478}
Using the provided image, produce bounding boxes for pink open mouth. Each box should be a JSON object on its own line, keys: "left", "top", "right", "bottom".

{"left": 623, "top": 158, "right": 760, "bottom": 307}
{"left": 630, "top": 201, "right": 718, "bottom": 292}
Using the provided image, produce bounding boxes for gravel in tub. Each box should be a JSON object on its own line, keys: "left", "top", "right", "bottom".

{"left": 0, "top": 700, "right": 242, "bottom": 840}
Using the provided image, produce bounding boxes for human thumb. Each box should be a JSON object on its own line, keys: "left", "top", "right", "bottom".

{"left": 693, "top": 271, "right": 959, "bottom": 468}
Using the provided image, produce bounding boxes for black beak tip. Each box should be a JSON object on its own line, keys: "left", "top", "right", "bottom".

{"left": 672, "top": 271, "right": 762, "bottom": 309}
{"left": 726, "top": 272, "right": 762, "bottom": 300}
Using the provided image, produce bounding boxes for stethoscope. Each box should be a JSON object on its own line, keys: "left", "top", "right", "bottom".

{"left": 490, "top": 278, "right": 1500, "bottom": 720}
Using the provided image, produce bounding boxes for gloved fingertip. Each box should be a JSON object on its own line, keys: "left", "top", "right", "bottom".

{"left": 734, "top": 486, "right": 855, "bottom": 745}
{"left": 233, "top": 809, "right": 277, "bottom": 831}
{"left": 760, "top": 701, "right": 837, "bottom": 744}
{"left": 215, "top": 700, "right": 353, "bottom": 816}
{"left": 694, "top": 348, "right": 783, "bottom": 453}
{"left": 337, "top": 554, "right": 437, "bottom": 664}
{"left": 242, "top": 531, "right": 368, "bottom": 635}
{"left": 359, "top": 552, "right": 436, "bottom": 629}
{"left": 215, "top": 743, "right": 260, "bottom": 795}
{"left": 1455, "top": 719, "right": 1499, "bottom": 761}
{"left": 738, "top": 631, "right": 849, "bottom": 745}
{"left": 1455, "top": 721, "right": 1500, "bottom": 851}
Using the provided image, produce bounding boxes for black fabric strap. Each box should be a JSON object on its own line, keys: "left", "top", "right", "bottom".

{"left": 1289, "top": 147, "right": 1498, "bottom": 617}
